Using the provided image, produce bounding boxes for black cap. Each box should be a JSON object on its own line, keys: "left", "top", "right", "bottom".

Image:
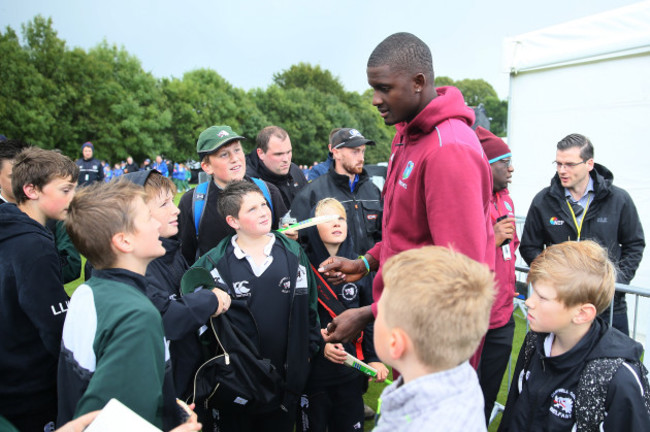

{"left": 331, "top": 128, "right": 375, "bottom": 149}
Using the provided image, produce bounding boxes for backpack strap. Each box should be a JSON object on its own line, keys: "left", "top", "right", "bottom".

{"left": 192, "top": 181, "right": 210, "bottom": 238}
{"left": 250, "top": 177, "right": 274, "bottom": 219}
{"left": 575, "top": 358, "right": 650, "bottom": 432}
{"left": 310, "top": 264, "right": 364, "bottom": 359}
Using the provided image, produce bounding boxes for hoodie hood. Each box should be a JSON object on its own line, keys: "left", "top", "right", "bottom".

{"left": 122, "top": 169, "right": 161, "bottom": 186}
{"left": 586, "top": 317, "right": 643, "bottom": 362}
{"left": 0, "top": 203, "right": 51, "bottom": 244}
{"left": 396, "top": 86, "right": 475, "bottom": 138}
{"left": 302, "top": 204, "right": 355, "bottom": 267}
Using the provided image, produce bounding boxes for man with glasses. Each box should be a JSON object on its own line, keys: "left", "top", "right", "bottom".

{"left": 520, "top": 133, "right": 645, "bottom": 334}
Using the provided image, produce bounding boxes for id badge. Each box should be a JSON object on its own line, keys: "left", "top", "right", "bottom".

{"left": 502, "top": 244, "right": 512, "bottom": 261}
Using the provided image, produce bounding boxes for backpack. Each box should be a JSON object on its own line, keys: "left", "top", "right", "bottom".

{"left": 191, "top": 177, "right": 274, "bottom": 238}
{"left": 181, "top": 267, "right": 285, "bottom": 414}
{"left": 520, "top": 332, "right": 650, "bottom": 431}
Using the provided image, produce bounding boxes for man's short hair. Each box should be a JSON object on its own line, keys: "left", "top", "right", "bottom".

{"left": 527, "top": 240, "right": 615, "bottom": 314}
{"left": 256, "top": 126, "right": 288, "bottom": 153}
{"left": 557, "top": 133, "right": 594, "bottom": 161}
{"left": 382, "top": 246, "right": 494, "bottom": 369}
{"left": 12, "top": 147, "right": 79, "bottom": 204}
{"left": 367, "top": 32, "right": 434, "bottom": 81}
{"left": 217, "top": 180, "right": 265, "bottom": 219}
{"left": 0, "top": 139, "right": 31, "bottom": 164}
{"left": 143, "top": 171, "right": 176, "bottom": 202}
{"left": 66, "top": 179, "right": 145, "bottom": 270}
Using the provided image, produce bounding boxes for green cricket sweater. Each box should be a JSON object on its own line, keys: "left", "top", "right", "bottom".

{"left": 57, "top": 268, "right": 168, "bottom": 428}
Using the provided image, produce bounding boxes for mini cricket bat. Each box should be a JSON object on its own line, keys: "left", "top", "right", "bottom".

{"left": 343, "top": 353, "right": 392, "bottom": 385}
{"left": 278, "top": 214, "right": 338, "bottom": 232}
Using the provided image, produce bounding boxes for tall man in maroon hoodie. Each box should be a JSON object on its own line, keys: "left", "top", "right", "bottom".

{"left": 321, "top": 33, "right": 495, "bottom": 369}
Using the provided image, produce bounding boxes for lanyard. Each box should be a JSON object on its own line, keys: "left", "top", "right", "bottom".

{"left": 566, "top": 194, "right": 592, "bottom": 241}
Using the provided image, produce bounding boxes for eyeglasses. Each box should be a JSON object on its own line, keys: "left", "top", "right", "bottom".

{"left": 553, "top": 160, "right": 587, "bottom": 169}
{"left": 498, "top": 158, "right": 513, "bottom": 167}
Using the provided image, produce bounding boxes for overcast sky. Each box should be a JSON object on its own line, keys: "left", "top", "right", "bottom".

{"left": 0, "top": 0, "right": 640, "bottom": 99}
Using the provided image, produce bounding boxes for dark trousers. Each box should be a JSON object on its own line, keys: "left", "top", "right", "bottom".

{"left": 299, "top": 377, "right": 364, "bottom": 432}
{"left": 478, "top": 316, "right": 515, "bottom": 423}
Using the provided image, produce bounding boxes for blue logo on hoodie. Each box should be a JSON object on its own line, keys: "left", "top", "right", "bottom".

{"left": 402, "top": 161, "right": 414, "bottom": 180}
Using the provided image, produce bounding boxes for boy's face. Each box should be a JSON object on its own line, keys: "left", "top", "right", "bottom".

{"left": 228, "top": 192, "right": 271, "bottom": 236}
{"left": 525, "top": 281, "right": 578, "bottom": 334}
{"left": 147, "top": 188, "right": 180, "bottom": 238}
{"left": 130, "top": 197, "right": 165, "bottom": 260}
{"left": 316, "top": 205, "right": 347, "bottom": 246}
{"left": 82, "top": 146, "right": 93, "bottom": 160}
{"left": 0, "top": 159, "right": 15, "bottom": 202}
{"left": 373, "top": 294, "right": 393, "bottom": 366}
{"left": 36, "top": 176, "right": 76, "bottom": 220}
{"left": 200, "top": 141, "right": 246, "bottom": 188}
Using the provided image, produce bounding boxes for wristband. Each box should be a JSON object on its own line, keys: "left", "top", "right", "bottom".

{"left": 358, "top": 255, "right": 370, "bottom": 275}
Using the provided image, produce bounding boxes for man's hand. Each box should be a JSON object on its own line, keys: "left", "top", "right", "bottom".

{"left": 322, "top": 306, "right": 374, "bottom": 343}
{"left": 494, "top": 217, "right": 516, "bottom": 247}
{"left": 318, "top": 256, "right": 367, "bottom": 284}
{"left": 212, "top": 288, "right": 231, "bottom": 316}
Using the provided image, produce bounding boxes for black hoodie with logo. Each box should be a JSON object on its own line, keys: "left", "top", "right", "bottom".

{"left": 0, "top": 203, "right": 69, "bottom": 417}
{"left": 498, "top": 318, "right": 650, "bottom": 431}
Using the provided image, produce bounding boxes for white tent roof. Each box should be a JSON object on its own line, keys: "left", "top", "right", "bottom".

{"left": 503, "top": 1, "right": 650, "bottom": 73}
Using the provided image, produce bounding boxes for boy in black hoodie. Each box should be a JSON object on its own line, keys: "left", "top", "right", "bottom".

{"left": 499, "top": 240, "right": 650, "bottom": 431}
{"left": 0, "top": 147, "right": 78, "bottom": 431}
{"left": 299, "top": 198, "right": 388, "bottom": 432}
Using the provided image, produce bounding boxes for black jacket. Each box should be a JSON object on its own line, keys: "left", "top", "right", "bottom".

{"left": 246, "top": 151, "right": 307, "bottom": 209}
{"left": 498, "top": 318, "right": 650, "bottom": 431}
{"left": 75, "top": 157, "right": 104, "bottom": 186}
{"left": 302, "top": 220, "right": 378, "bottom": 388}
{"left": 290, "top": 163, "right": 383, "bottom": 256}
{"left": 0, "top": 204, "right": 69, "bottom": 416}
{"left": 520, "top": 164, "right": 645, "bottom": 312}
{"left": 145, "top": 237, "right": 220, "bottom": 397}
{"left": 178, "top": 176, "right": 288, "bottom": 264}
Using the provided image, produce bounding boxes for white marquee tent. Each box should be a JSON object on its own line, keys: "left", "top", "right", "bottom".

{"left": 503, "top": 1, "right": 650, "bottom": 355}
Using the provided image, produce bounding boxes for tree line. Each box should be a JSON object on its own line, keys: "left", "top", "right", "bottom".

{"left": 0, "top": 16, "right": 507, "bottom": 166}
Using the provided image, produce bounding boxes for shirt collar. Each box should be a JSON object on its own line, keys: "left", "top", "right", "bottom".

{"left": 231, "top": 233, "right": 275, "bottom": 259}
{"left": 564, "top": 176, "right": 594, "bottom": 202}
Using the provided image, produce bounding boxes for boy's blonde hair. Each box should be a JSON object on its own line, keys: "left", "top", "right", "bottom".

{"left": 382, "top": 246, "right": 495, "bottom": 369}
{"left": 66, "top": 179, "right": 145, "bottom": 270}
{"left": 527, "top": 240, "right": 615, "bottom": 314}
{"left": 12, "top": 147, "right": 79, "bottom": 204}
{"left": 314, "top": 197, "right": 346, "bottom": 220}
{"left": 143, "top": 171, "right": 176, "bottom": 202}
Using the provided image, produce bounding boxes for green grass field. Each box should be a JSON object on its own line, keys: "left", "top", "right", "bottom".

{"left": 63, "top": 188, "right": 529, "bottom": 431}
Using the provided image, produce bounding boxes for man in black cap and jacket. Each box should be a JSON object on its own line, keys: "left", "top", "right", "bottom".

{"left": 290, "top": 128, "right": 382, "bottom": 257}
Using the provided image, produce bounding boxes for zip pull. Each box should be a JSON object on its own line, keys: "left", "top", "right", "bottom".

{"left": 225, "top": 353, "right": 230, "bottom": 365}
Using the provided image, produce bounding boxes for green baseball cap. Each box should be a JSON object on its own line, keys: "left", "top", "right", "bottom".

{"left": 196, "top": 125, "right": 246, "bottom": 157}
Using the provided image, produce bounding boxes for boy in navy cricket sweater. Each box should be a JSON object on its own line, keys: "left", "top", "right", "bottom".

{"left": 0, "top": 148, "right": 78, "bottom": 431}
{"left": 192, "top": 180, "right": 320, "bottom": 432}
{"left": 299, "top": 198, "right": 388, "bottom": 432}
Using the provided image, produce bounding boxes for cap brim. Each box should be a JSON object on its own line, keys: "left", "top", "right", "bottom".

{"left": 198, "top": 136, "right": 246, "bottom": 156}
{"left": 334, "top": 138, "right": 375, "bottom": 149}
